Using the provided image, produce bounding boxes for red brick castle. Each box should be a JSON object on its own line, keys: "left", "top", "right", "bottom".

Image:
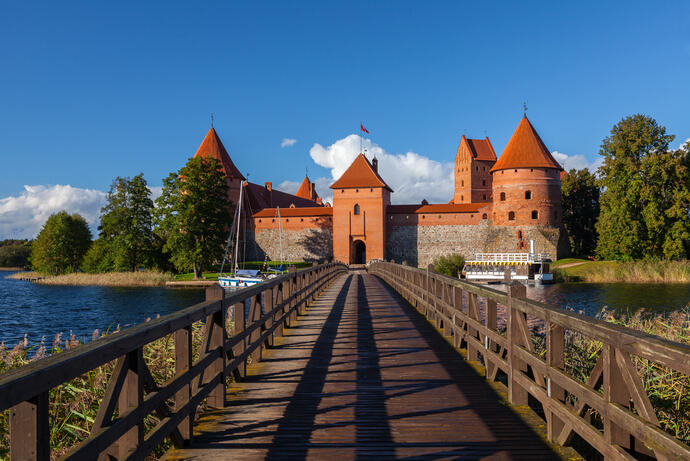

{"left": 191, "top": 116, "right": 565, "bottom": 267}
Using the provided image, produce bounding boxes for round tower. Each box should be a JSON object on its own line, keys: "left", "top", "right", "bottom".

{"left": 490, "top": 116, "right": 562, "bottom": 226}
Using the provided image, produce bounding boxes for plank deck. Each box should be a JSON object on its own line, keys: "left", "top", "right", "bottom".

{"left": 164, "top": 272, "right": 559, "bottom": 460}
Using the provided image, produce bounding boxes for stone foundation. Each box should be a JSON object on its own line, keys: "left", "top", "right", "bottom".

{"left": 386, "top": 220, "right": 564, "bottom": 267}
{"left": 247, "top": 227, "right": 333, "bottom": 263}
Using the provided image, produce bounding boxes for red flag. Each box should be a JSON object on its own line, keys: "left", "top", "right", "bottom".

{"left": 360, "top": 123, "right": 369, "bottom": 134}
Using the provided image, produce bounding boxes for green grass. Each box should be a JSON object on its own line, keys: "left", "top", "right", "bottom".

{"left": 551, "top": 258, "right": 588, "bottom": 268}
{"left": 174, "top": 261, "right": 314, "bottom": 281}
{"left": 554, "top": 259, "right": 690, "bottom": 283}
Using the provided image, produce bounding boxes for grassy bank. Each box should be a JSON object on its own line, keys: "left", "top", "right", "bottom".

{"left": 6, "top": 270, "right": 174, "bottom": 287}
{"left": 553, "top": 259, "right": 690, "bottom": 283}
{"left": 174, "top": 261, "right": 314, "bottom": 281}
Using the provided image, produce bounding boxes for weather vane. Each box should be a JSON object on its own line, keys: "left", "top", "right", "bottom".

{"left": 211, "top": 113, "right": 214, "bottom": 128}
{"left": 523, "top": 102, "right": 528, "bottom": 116}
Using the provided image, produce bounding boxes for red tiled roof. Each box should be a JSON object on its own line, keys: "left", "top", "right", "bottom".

{"left": 329, "top": 154, "right": 393, "bottom": 192}
{"left": 244, "top": 182, "right": 322, "bottom": 212}
{"left": 490, "top": 117, "right": 562, "bottom": 172}
{"left": 388, "top": 203, "right": 489, "bottom": 214}
{"left": 193, "top": 128, "right": 245, "bottom": 180}
{"left": 458, "top": 136, "right": 497, "bottom": 162}
{"left": 253, "top": 207, "right": 333, "bottom": 218}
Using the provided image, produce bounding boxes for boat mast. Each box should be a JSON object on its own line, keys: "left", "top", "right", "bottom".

{"left": 233, "top": 180, "right": 245, "bottom": 274}
{"left": 219, "top": 195, "right": 241, "bottom": 277}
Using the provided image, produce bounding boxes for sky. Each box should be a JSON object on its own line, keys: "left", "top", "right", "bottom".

{"left": 1, "top": 1, "right": 689, "bottom": 239}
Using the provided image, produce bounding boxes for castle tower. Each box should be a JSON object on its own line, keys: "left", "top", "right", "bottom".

{"left": 490, "top": 116, "right": 562, "bottom": 226}
{"left": 193, "top": 128, "right": 245, "bottom": 204}
{"left": 295, "top": 175, "right": 320, "bottom": 202}
{"left": 454, "top": 136, "right": 496, "bottom": 203}
{"left": 330, "top": 154, "right": 392, "bottom": 264}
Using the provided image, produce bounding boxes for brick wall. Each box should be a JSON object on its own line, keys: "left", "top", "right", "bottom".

{"left": 247, "top": 227, "right": 333, "bottom": 263}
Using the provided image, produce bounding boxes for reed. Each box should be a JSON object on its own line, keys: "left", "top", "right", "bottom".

{"left": 0, "top": 312, "right": 235, "bottom": 460}
{"left": 554, "top": 259, "right": 690, "bottom": 283}
{"left": 7, "top": 270, "right": 174, "bottom": 286}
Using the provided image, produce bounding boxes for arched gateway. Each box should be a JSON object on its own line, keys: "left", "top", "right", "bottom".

{"left": 353, "top": 240, "right": 366, "bottom": 264}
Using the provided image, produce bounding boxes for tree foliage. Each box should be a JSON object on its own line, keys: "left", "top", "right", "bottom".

{"left": 85, "top": 174, "right": 154, "bottom": 272}
{"left": 596, "top": 115, "right": 690, "bottom": 260}
{"left": 0, "top": 240, "right": 31, "bottom": 268}
{"left": 432, "top": 254, "right": 465, "bottom": 278}
{"left": 154, "top": 156, "right": 232, "bottom": 278}
{"left": 561, "top": 168, "right": 600, "bottom": 257}
{"left": 30, "top": 212, "right": 92, "bottom": 274}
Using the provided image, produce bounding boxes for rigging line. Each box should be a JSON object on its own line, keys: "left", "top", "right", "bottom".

{"left": 219, "top": 195, "right": 241, "bottom": 277}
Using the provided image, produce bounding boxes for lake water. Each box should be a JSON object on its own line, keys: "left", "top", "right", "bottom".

{"left": 0, "top": 272, "right": 204, "bottom": 349}
{"left": 1, "top": 271, "right": 689, "bottom": 348}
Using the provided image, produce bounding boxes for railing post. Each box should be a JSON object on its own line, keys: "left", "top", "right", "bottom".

{"left": 205, "top": 285, "right": 226, "bottom": 408}
{"left": 249, "top": 292, "right": 262, "bottom": 363}
{"left": 603, "top": 344, "right": 632, "bottom": 450}
{"left": 10, "top": 392, "right": 50, "bottom": 461}
{"left": 234, "top": 301, "right": 246, "bottom": 377}
{"left": 264, "top": 285, "right": 274, "bottom": 347}
{"left": 546, "top": 321, "right": 565, "bottom": 442}
{"left": 467, "top": 292, "right": 480, "bottom": 362}
{"left": 507, "top": 282, "right": 528, "bottom": 405}
{"left": 453, "top": 286, "right": 463, "bottom": 348}
{"left": 118, "top": 349, "right": 144, "bottom": 458}
{"left": 485, "top": 298, "right": 498, "bottom": 380}
{"left": 274, "top": 281, "right": 284, "bottom": 338}
{"left": 175, "top": 325, "right": 193, "bottom": 444}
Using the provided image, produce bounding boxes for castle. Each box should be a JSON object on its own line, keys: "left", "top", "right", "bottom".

{"left": 191, "top": 116, "right": 566, "bottom": 267}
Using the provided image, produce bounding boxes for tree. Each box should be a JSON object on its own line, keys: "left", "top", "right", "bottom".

{"left": 155, "top": 156, "right": 232, "bottom": 278}
{"left": 0, "top": 240, "right": 31, "bottom": 268}
{"left": 93, "top": 173, "right": 154, "bottom": 271}
{"left": 432, "top": 254, "right": 465, "bottom": 278}
{"left": 595, "top": 115, "right": 690, "bottom": 260}
{"left": 30, "top": 211, "right": 92, "bottom": 274}
{"left": 561, "top": 168, "right": 600, "bottom": 256}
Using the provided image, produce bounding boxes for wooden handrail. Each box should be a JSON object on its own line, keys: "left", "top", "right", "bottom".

{"left": 0, "top": 262, "right": 347, "bottom": 460}
{"left": 369, "top": 261, "right": 690, "bottom": 461}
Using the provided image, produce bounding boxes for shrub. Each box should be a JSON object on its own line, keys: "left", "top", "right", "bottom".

{"left": 432, "top": 254, "right": 465, "bottom": 278}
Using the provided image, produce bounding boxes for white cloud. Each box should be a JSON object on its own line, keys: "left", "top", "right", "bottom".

{"left": 309, "top": 134, "right": 453, "bottom": 204}
{"left": 281, "top": 138, "right": 297, "bottom": 148}
{"left": 551, "top": 151, "right": 603, "bottom": 173}
{"left": 276, "top": 180, "right": 299, "bottom": 195}
{"left": 677, "top": 138, "right": 690, "bottom": 151}
{"left": 0, "top": 185, "right": 107, "bottom": 239}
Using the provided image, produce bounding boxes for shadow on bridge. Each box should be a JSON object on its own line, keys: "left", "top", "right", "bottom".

{"left": 165, "top": 273, "right": 559, "bottom": 460}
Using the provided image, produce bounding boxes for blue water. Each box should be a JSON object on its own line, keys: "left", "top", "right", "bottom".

{"left": 0, "top": 272, "right": 204, "bottom": 349}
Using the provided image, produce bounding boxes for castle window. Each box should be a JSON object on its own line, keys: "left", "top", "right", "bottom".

{"left": 500, "top": 192, "right": 506, "bottom": 201}
{"left": 525, "top": 190, "right": 532, "bottom": 200}
{"left": 483, "top": 194, "right": 486, "bottom": 200}
{"left": 286, "top": 219, "right": 289, "bottom": 222}
{"left": 370, "top": 188, "right": 373, "bottom": 192}
{"left": 476, "top": 166, "right": 479, "bottom": 171}
{"left": 514, "top": 169, "right": 518, "bottom": 172}
{"left": 461, "top": 195, "right": 464, "bottom": 201}
{"left": 258, "top": 219, "right": 262, "bottom": 223}
{"left": 530, "top": 168, "right": 534, "bottom": 172}
{"left": 341, "top": 189, "right": 344, "bottom": 193}
{"left": 272, "top": 219, "right": 275, "bottom": 222}
{"left": 482, "top": 213, "right": 487, "bottom": 219}
{"left": 532, "top": 210, "right": 538, "bottom": 219}
{"left": 356, "top": 189, "right": 359, "bottom": 193}
{"left": 482, "top": 179, "right": 486, "bottom": 186}
{"left": 508, "top": 211, "right": 515, "bottom": 221}
{"left": 301, "top": 218, "right": 304, "bottom": 222}
{"left": 422, "top": 215, "right": 425, "bottom": 219}
{"left": 517, "top": 230, "right": 523, "bottom": 239}
{"left": 461, "top": 180, "right": 464, "bottom": 187}
{"left": 354, "top": 204, "right": 360, "bottom": 215}
{"left": 438, "top": 215, "right": 442, "bottom": 219}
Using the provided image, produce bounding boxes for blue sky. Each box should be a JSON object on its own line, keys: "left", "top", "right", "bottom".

{"left": 1, "top": 1, "right": 689, "bottom": 238}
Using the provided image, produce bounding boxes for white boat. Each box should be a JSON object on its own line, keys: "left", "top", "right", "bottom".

{"left": 219, "top": 269, "right": 265, "bottom": 288}
{"left": 462, "top": 240, "right": 553, "bottom": 283}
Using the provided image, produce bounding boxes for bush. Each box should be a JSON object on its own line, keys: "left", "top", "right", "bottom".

{"left": 432, "top": 254, "right": 465, "bottom": 278}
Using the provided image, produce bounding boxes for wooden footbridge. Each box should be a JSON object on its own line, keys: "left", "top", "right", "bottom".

{"left": 2, "top": 263, "right": 690, "bottom": 460}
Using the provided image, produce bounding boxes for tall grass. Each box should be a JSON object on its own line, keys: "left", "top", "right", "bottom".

{"left": 554, "top": 260, "right": 690, "bottom": 283}
{"left": 6, "top": 270, "right": 174, "bottom": 287}
{"left": 0, "top": 312, "right": 235, "bottom": 460}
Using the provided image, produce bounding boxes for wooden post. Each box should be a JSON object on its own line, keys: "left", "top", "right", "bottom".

{"left": 234, "top": 301, "right": 246, "bottom": 377}
{"left": 507, "top": 282, "right": 528, "bottom": 405}
{"left": 205, "top": 285, "right": 226, "bottom": 408}
{"left": 264, "top": 286, "right": 274, "bottom": 347}
{"left": 174, "top": 326, "right": 193, "bottom": 444}
{"left": 249, "top": 292, "right": 262, "bottom": 363}
{"left": 485, "top": 298, "right": 498, "bottom": 380}
{"left": 546, "top": 321, "right": 565, "bottom": 442}
{"left": 118, "top": 350, "right": 144, "bottom": 458}
{"left": 442, "top": 282, "right": 451, "bottom": 337}
{"left": 604, "top": 345, "right": 632, "bottom": 449}
{"left": 453, "top": 286, "right": 463, "bottom": 348}
{"left": 467, "top": 292, "right": 480, "bottom": 362}
{"left": 10, "top": 392, "right": 50, "bottom": 461}
{"left": 274, "top": 282, "right": 284, "bottom": 338}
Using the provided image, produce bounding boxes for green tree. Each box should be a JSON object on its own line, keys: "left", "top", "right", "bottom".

{"left": 155, "top": 156, "right": 232, "bottom": 278}
{"left": 94, "top": 173, "right": 154, "bottom": 271}
{"left": 596, "top": 115, "right": 690, "bottom": 260}
{"left": 30, "top": 212, "right": 92, "bottom": 274}
{"left": 561, "top": 168, "right": 600, "bottom": 256}
{"left": 432, "top": 254, "right": 465, "bottom": 278}
{"left": 0, "top": 240, "right": 31, "bottom": 267}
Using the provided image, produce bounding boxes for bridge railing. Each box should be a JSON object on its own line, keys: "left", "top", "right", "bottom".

{"left": 369, "top": 261, "right": 690, "bottom": 461}
{"left": 0, "top": 262, "right": 347, "bottom": 460}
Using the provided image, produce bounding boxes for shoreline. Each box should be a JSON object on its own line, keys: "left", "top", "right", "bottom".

{"left": 5, "top": 271, "right": 175, "bottom": 287}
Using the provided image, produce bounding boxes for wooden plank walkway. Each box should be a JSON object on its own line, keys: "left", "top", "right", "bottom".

{"left": 165, "top": 272, "right": 560, "bottom": 460}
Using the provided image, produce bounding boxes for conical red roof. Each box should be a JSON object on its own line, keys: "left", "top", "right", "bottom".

{"left": 329, "top": 154, "right": 393, "bottom": 191}
{"left": 490, "top": 117, "right": 562, "bottom": 172}
{"left": 193, "top": 128, "right": 245, "bottom": 180}
{"left": 296, "top": 176, "right": 317, "bottom": 200}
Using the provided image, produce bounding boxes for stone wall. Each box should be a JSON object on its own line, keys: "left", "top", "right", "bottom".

{"left": 386, "top": 220, "right": 565, "bottom": 267}
{"left": 247, "top": 227, "right": 333, "bottom": 263}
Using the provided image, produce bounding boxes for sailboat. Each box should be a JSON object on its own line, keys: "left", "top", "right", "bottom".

{"left": 218, "top": 180, "right": 265, "bottom": 288}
